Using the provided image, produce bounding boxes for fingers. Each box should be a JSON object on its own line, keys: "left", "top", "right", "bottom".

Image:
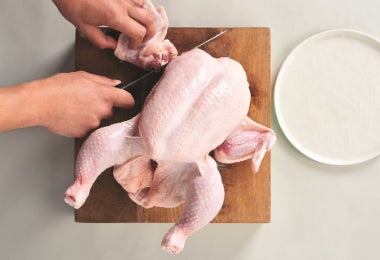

{"left": 75, "top": 70, "right": 120, "bottom": 85}
{"left": 54, "top": 0, "right": 158, "bottom": 50}
{"left": 80, "top": 26, "right": 118, "bottom": 49}
{"left": 109, "top": 88, "right": 135, "bottom": 109}
{"left": 108, "top": 1, "right": 156, "bottom": 49}
{"left": 110, "top": 16, "right": 147, "bottom": 49}
{"left": 79, "top": 2, "right": 157, "bottom": 50}
{"left": 84, "top": 72, "right": 135, "bottom": 108}
{"left": 127, "top": 7, "right": 156, "bottom": 42}
{"left": 75, "top": 71, "right": 135, "bottom": 109}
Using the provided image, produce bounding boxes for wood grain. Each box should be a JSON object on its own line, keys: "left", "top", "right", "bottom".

{"left": 74, "top": 28, "right": 271, "bottom": 223}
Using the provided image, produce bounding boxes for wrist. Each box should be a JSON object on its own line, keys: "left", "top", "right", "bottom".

{"left": 0, "top": 80, "right": 52, "bottom": 132}
{"left": 0, "top": 83, "right": 36, "bottom": 131}
{"left": 19, "top": 79, "right": 53, "bottom": 129}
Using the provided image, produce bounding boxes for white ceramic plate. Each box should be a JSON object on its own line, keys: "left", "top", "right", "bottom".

{"left": 274, "top": 29, "right": 380, "bottom": 165}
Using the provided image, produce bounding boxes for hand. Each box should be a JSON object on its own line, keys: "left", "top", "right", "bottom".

{"left": 0, "top": 71, "right": 134, "bottom": 137}
{"left": 53, "top": 0, "right": 156, "bottom": 49}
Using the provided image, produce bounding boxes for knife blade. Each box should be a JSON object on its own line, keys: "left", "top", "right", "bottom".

{"left": 114, "top": 68, "right": 162, "bottom": 91}
{"left": 115, "top": 29, "right": 231, "bottom": 91}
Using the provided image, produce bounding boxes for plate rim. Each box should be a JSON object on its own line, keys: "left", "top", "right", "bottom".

{"left": 274, "top": 29, "right": 380, "bottom": 165}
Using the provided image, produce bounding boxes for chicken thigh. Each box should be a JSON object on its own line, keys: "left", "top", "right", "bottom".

{"left": 64, "top": 48, "right": 276, "bottom": 254}
{"left": 114, "top": 0, "right": 177, "bottom": 70}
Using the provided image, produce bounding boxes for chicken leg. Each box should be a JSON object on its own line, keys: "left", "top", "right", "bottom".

{"left": 160, "top": 156, "right": 224, "bottom": 254}
{"left": 64, "top": 116, "right": 143, "bottom": 209}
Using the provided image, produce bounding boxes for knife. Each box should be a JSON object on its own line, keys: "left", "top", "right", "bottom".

{"left": 115, "top": 29, "right": 231, "bottom": 91}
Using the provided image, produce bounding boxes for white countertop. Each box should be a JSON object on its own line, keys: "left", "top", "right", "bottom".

{"left": 1, "top": 0, "right": 380, "bottom": 259}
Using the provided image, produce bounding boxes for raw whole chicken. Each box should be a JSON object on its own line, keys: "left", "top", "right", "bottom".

{"left": 65, "top": 49, "right": 276, "bottom": 254}
{"left": 114, "top": 0, "right": 177, "bottom": 70}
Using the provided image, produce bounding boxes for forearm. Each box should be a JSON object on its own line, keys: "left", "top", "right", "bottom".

{"left": 0, "top": 81, "right": 45, "bottom": 132}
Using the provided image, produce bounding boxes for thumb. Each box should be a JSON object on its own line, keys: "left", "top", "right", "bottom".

{"left": 80, "top": 25, "right": 117, "bottom": 49}
{"left": 111, "top": 88, "right": 135, "bottom": 109}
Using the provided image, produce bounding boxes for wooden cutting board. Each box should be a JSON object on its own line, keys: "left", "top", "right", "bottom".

{"left": 74, "top": 27, "right": 271, "bottom": 223}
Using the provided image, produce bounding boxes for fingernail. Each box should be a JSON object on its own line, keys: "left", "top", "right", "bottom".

{"left": 113, "top": 79, "right": 121, "bottom": 84}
